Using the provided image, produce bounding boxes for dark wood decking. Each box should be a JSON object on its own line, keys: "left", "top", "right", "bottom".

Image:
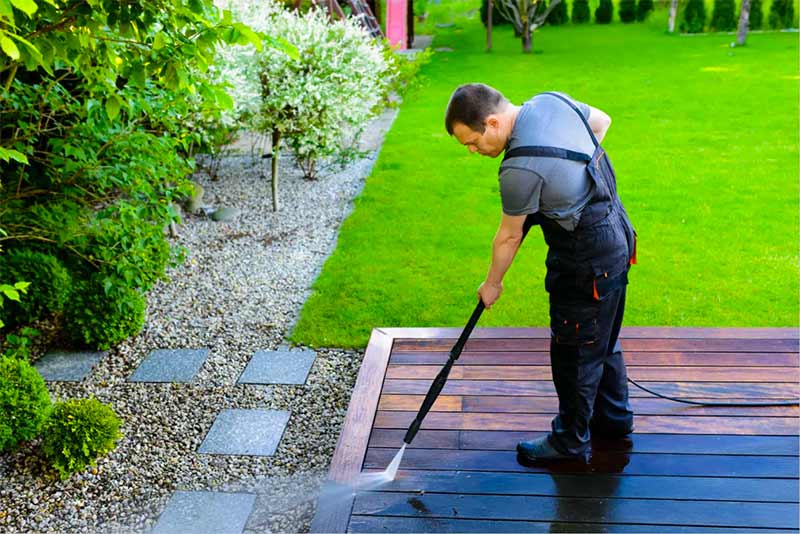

{"left": 311, "top": 328, "right": 800, "bottom": 533}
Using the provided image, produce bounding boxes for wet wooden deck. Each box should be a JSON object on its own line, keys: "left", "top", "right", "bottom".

{"left": 311, "top": 327, "right": 799, "bottom": 533}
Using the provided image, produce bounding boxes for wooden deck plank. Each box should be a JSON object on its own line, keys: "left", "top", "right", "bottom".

{"left": 348, "top": 515, "right": 792, "bottom": 533}
{"left": 373, "top": 411, "right": 799, "bottom": 435}
{"left": 364, "top": 448, "right": 799, "bottom": 478}
{"left": 368, "top": 429, "right": 800, "bottom": 456}
{"left": 357, "top": 469, "right": 800, "bottom": 502}
{"left": 385, "top": 364, "right": 800, "bottom": 382}
{"left": 389, "top": 350, "right": 800, "bottom": 367}
{"left": 350, "top": 492, "right": 798, "bottom": 529}
{"left": 381, "top": 326, "right": 799, "bottom": 340}
{"left": 378, "top": 394, "right": 800, "bottom": 416}
{"left": 392, "top": 337, "right": 798, "bottom": 352}
{"left": 382, "top": 379, "right": 800, "bottom": 398}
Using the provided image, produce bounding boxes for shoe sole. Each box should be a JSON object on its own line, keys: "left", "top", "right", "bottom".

{"left": 516, "top": 450, "right": 590, "bottom": 467}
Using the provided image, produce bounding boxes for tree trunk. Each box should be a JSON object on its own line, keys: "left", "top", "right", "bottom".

{"left": 522, "top": 19, "right": 531, "bottom": 52}
{"left": 271, "top": 129, "right": 280, "bottom": 212}
{"left": 668, "top": 0, "right": 678, "bottom": 31}
{"left": 487, "top": 0, "right": 493, "bottom": 50}
{"left": 736, "top": 0, "right": 751, "bottom": 45}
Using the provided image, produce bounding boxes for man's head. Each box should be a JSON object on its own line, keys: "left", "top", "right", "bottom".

{"left": 445, "top": 83, "right": 517, "bottom": 158}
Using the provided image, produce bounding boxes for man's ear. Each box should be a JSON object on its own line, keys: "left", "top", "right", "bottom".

{"left": 485, "top": 114, "right": 500, "bottom": 129}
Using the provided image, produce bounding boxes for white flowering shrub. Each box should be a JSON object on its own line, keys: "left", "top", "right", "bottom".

{"left": 218, "top": 0, "right": 393, "bottom": 180}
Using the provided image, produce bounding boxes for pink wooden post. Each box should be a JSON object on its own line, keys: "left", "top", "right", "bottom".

{"left": 386, "top": 0, "right": 407, "bottom": 50}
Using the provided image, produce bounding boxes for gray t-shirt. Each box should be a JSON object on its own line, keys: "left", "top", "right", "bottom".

{"left": 499, "top": 92, "right": 596, "bottom": 231}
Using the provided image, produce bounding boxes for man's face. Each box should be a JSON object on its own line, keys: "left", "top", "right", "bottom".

{"left": 452, "top": 117, "right": 505, "bottom": 158}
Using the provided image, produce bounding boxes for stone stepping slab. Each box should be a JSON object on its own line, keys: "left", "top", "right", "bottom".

{"left": 128, "top": 348, "right": 209, "bottom": 383}
{"left": 152, "top": 490, "right": 255, "bottom": 534}
{"left": 199, "top": 409, "right": 290, "bottom": 456}
{"left": 33, "top": 349, "right": 107, "bottom": 382}
{"left": 237, "top": 349, "right": 316, "bottom": 385}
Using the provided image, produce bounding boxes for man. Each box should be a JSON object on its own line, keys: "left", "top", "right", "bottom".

{"left": 445, "top": 83, "right": 637, "bottom": 463}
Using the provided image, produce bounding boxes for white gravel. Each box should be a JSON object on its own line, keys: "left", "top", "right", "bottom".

{"left": 0, "top": 108, "right": 398, "bottom": 533}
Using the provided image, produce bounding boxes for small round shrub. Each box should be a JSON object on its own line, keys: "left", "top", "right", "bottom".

{"left": 619, "top": 0, "right": 637, "bottom": 21}
{"left": 0, "top": 248, "right": 73, "bottom": 329}
{"left": 595, "top": 0, "right": 614, "bottom": 22}
{"left": 711, "top": 0, "right": 737, "bottom": 30}
{"left": 572, "top": 0, "right": 590, "bottom": 22}
{"left": 0, "top": 356, "right": 51, "bottom": 452}
{"left": 680, "top": 0, "right": 707, "bottom": 32}
{"left": 63, "top": 278, "right": 146, "bottom": 350}
{"left": 41, "top": 396, "right": 122, "bottom": 479}
{"left": 749, "top": 0, "right": 764, "bottom": 29}
{"left": 548, "top": 0, "right": 569, "bottom": 24}
{"left": 636, "top": 0, "right": 654, "bottom": 20}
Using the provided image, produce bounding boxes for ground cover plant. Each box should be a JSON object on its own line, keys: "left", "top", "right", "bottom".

{"left": 292, "top": 0, "right": 799, "bottom": 348}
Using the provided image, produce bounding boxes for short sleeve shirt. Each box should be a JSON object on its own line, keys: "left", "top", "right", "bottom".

{"left": 499, "top": 92, "right": 596, "bottom": 231}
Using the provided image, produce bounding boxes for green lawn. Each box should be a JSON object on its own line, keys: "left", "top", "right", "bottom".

{"left": 291, "top": 3, "right": 799, "bottom": 349}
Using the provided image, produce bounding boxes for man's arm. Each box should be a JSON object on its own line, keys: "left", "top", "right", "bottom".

{"left": 478, "top": 213, "right": 528, "bottom": 309}
{"left": 587, "top": 105, "right": 612, "bottom": 143}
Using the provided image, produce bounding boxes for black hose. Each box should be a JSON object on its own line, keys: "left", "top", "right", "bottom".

{"left": 626, "top": 376, "right": 800, "bottom": 407}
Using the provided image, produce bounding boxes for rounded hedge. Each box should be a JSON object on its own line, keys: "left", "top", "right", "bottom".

{"left": 0, "top": 248, "right": 73, "bottom": 329}
{"left": 711, "top": 0, "right": 737, "bottom": 30}
{"left": 572, "top": 0, "right": 591, "bottom": 22}
{"left": 749, "top": 0, "right": 764, "bottom": 29}
{"left": 595, "top": 0, "right": 614, "bottom": 22}
{"left": 41, "top": 396, "right": 122, "bottom": 479}
{"left": 619, "top": 0, "right": 637, "bottom": 21}
{"left": 0, "top": 356, "right": 51, "bottom": 452}
{"left": 680, "top": 0, "right": 707, "bottom": 32}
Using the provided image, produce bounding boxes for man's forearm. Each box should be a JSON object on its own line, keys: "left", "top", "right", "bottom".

{"left": 486, "top": 234, "right": 522, "bottom": 285}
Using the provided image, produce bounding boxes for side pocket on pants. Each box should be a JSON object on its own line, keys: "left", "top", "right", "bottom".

{"left": 550, "top": 302, "right": 599, "bottom": 346}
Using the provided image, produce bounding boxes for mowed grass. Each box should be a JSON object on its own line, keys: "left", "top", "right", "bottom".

{"left": 291, "top": 4, "right": 799, "bottom": 349}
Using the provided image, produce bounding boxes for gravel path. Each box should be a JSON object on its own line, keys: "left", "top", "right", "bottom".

{"left": 0, "top": 108, "right": 398, "bottom": 534}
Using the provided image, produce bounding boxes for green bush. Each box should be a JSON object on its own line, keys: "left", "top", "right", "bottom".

{"left": 1, "top": 327, "right": 41, "bottom": 361}
{"left": 680, "top": 0, "right": 707, "bottom": 31}
{"left": 0, "top": 356, "right": 51, "bottom": 452}
{"left": 636, "top": 0, "right": 654, "bottom": 20}
{"left": 769, "top": 0, "right": 796, "bottom": 28}
{"left": 711, "top": 0, "right": 737, "bottom": 30}
{"left": 595, "top": 0, "right": 614, "bottom": 22}
{"left": 63, "top": 278, "right": 146, "bottom": 350}
{"left": 572, "top": 0, "right": 591, "bottom": 22}
{"left": 619, "top": 0, "right": 637, "bottom": 21}
{"left": 749, "top": 0, "right": 764, "bottom": 28}
{"left": 41, "top": 397, "right": 122, "bottom": 480}
{"left": 548, "top": 0, "right": 569, "bottom": 24}
{"left": 480, "top": 0, "right": 514, "bottom": 26}
{"left": 0, "top": 248, "right": 72, "bottom": 329}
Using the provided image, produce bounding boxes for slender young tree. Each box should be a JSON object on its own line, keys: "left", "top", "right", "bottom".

{"left": 736, "top": 0, "right": 751, "bottom": 45}
{"left": 494, "top": 0, "right": 565, "bottom": 52}
{"left": 669, "top": 0, "right": 679, "bottom": 31}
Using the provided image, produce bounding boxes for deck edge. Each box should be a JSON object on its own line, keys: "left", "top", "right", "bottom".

{"left": 379, "top": 326, "right": 800, "bottom": 340}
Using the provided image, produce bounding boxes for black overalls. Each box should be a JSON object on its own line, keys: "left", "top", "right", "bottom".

{"left": 504, "top": 92, "right": 638, "bottom": 459}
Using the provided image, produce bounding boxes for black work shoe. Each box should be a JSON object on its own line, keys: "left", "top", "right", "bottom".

{"left": 516, "top": 436, "right": 589, "bottom": 465}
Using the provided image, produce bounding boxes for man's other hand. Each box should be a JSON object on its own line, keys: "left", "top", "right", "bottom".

{"left": 478, "top": 280, "right": 503, "bottom": 309}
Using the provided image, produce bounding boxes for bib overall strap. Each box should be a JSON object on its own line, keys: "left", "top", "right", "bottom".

{"left": 504, "top": 145, "right": 592, "bottom": 163}
{"left": 539, "top": 91, "right": 600, "bottom": 148}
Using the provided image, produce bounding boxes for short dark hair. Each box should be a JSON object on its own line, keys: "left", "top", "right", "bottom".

{"left": 444, "top": 83, "right": 510, "bottom": 135}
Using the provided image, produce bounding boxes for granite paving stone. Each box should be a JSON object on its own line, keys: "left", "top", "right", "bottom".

{"left": 128, "top": 348, "right": 209, "bottom": 383}
{"left": 198, "top": 409, "right": 291, "bottom": 456}
{"left": 237, "top": 349, "right": 316, "bottom": 385}
{"left": 151, "top": 490, "right": 256, "bottom": 534}
{"left": 33, "top": 349, "right": 106, "bottom": 382}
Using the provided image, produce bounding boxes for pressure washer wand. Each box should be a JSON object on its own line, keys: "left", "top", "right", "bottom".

{"left": 403, "top": 298, "right": 486, "bottom": 445}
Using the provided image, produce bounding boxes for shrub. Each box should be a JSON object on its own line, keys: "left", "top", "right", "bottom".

{"left": 636, "top": 0, "right": 654, "bottom": 20}
{"left": 0, "top": 248, "right": 72, "bottom": 329}
{"left": 41, "top": 397, "right": 122, "bottom": 479}
{"left": 63, "top": 278, "right": 146, "bottom": 350}
{"left": 680, "top": 0, "right": 707, "bottom": 32}
{"left": 711, "top": 0, "right": 737, "bottom": 30}
{"left": 548, "top": 0, "right": 569, "bottom": 24}
{"left": 0, "top": 356, "right": 51, "bottom": 452}
{"left": 769, "top": 0, "right": 796, "bottom": 28}
{"left": 1, "top": 327, "right": 41, "bottom": 361}
{"left": 749, "top": 0, "right": 764, "bottom": 28}
{"left": 619, "top": 0, "right": 637, "bottom": 21}
{"left": 595, "top": 0, "right": 614, "bottom": 22}
{"left": 572, "top": 0, "right": 591, "bottom": 22}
